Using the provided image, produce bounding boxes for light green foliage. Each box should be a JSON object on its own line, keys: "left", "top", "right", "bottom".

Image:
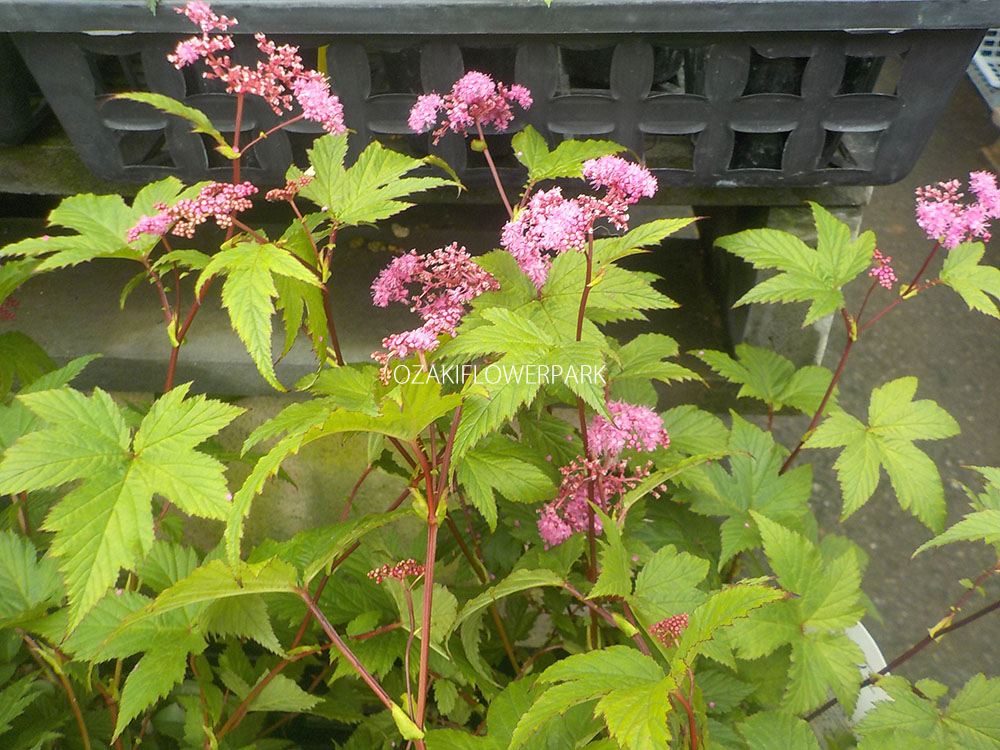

{"left": 856, "top": 674, "right": 1000, "bottom": 749}
{"left": 685, "top": 415, "right": 813, "bottom": 567}
{"left": 717, "top": 203, "right": 876, "bottom": 326}
{"left": 116, "top": 93, "right": 230, "bottom": 153}
{"left": 0, "top": 530, "right": 62, "bottom": 628}
{"left": 0, "top": 674, "right": 45, "bottom": 736}
{"left": 917, "top": 466, "right": 1000, "bottom": 554}
{"left": 512, "top": 126, "right": 625, "bottom": 183}
{"left": 197, "top": 238, "right": 322, "bottom": 390}
{"left": 939, "top": 242, "right": 1000, "bottom": 318}
{"left": 738, "top": 710, "right": 821, "bottom": 749}
{"left": 0, "top": 384, "right": 242, "bottom": 630}
{"left": 805, "top": 376, "right": 959, "bottom": 530}
{"left": 456, "top": 434, "right": 555, "bottom": 529}
{"left": 730, "top": 515, "right": 866, "bottom": 714}
{"left": 294, "top": 133, "right": 459, "bottom": 227}
{"left": 509, "top": 647, "right": 674, "bottom": 750}
{"left": 694, "top": 344, "right": 837, "bottom": 415}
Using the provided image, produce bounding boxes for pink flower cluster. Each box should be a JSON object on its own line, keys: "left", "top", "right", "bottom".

{"left": 371, "top": 243, "right": 498, "bottom": 381}
{"left": 501, "top": 156, "right": 658, "bottom": 289}
{"left": 649, "top": 613, "right": 689, "bottom": 646}
{"left": 367, "top": 558, "right": 424, "bottom": 584}
{"left": 868, "top": 248, "right": 898, "bottom": 290}
{"left": 915, "top": 171, "right": 1000, "bottom": 249}
{"left": 588, "top": 400, "right": 670, "bottom": 458}
{"left": 537, "top": 456, "right": 654, "bottom": 548}
{"left": 169, "top": 2, "right": 345, "bottom": 134}
{"left": 408, "top": 71, "right": 532, "bottom": 143}
{"left": 127, "top": 181, "right": 257, "bottom": 241}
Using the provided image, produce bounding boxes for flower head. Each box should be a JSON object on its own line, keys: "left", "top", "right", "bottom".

{"left": 368, "top": 559, "right": 424, "bottom": 584}
{"left": 265, "top": 175, "right": 312, "bottom": 203}
{"left": 915, "top": 171, "right": 1000, "bottom": 249}
{"left": 649, "top": 613, "right": 689, "bottom": 646}
{"left": 868, "top": 248, "right": 898, "bottom": 290}
{"left": 126, "top": 181, "right": 257, "bottom": 241}
{"left": 408, "top": 71, "right": 532, "bottom": 143}
{"left": 371, "top": 244, "right": 498, "bottom": 381}
{"left": 588, "top": 400, "right": 670, "bottom": 459}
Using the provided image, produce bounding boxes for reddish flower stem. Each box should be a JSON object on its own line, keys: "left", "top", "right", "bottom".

{"left": 475, "top": 121, "right": 513, "bottom": 219}
{"left": 670, "top": 690, "right": 700, "bottom": 750}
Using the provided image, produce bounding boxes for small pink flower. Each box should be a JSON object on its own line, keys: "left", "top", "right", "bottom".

{"left": 126, "top": 181, "right": 257, "bottom": 241}
{"left": 649, "top": 613, "right": 689, "bottom": 646}
{"left": 588, "top": 400, "right": 670, "bottom": 459}
{"left": 915, "top": 172, "right": 1000, "bottom": 249}
{"left": 368, "top": 558, "right": 424, "bottom": 584}
{"left": 408, "top": 71, "right": 532, "bottom": 143}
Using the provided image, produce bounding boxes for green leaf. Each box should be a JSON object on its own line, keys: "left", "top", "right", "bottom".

{"left": 117, "top": 557, "right": 297, "bottom": 632}
{"left": 136, "top": 539, "right": 200, "bottom": 593}
{"left": 512, "top": 127, "right": 626, "bottom": 182}
{"left": 855, "top": 675, "right": 939, "bottom": 738}
{"left": 116, "top": 92, "right": 227, "bottom": 146}
{"left": 297, "top": 133, "right": 458, "bottom": 227}
{"left": 454, "top": 568, "right": 564, "bottom": 632}
{"left": 718, "top": 203, "right": 875, "bottom": 326}
{"left": 632, "top": 544, "right": 708, "bottom": 617}
{"left": 943, "top": 673, "right": 1000, "bottom": 747}
{"left": 805, "top": 377, "right": 959, "bottom": 531}
{"left": 940, "top": 242, "right": 1000, "bottom": 318}
{"left": 589, "top": 506, "right": 633, "bottom": 599}
{"left": 915, "top": 509, "right": 1000, "bottom": 554}
{"left": 197, "top": 239, "right": 321, "bottom": 390}
{"left": 687, "top": 415, "right": 812, "bottom": 567}
{"left": 114, "top": 631, "right": 206, "bottom": 739}
{"left": 0, "top": 385, "right": 241, "bottom": 630}
{"left": 200, "top": 594, "right": 283, "bottom": 654}
{"left": 248, "top": 673, "right": 321, "bottom": 713}
{"left": 0, "top": 332, "right": 55, "bottom": 401}
{"left": 738, "top": 710, "right": 822, "bottom": 749}
{"left": 694, "top": 344, "right": 836, "bottom": 415}
{"left": 509, "top": 647, "right": 672, "bottom": 750}
{"left": 456, "top": 435, "right": 555, "bottom": 529}
{"left": 302, "top": 510, "right": 411, "bottom": 583}
{"left": 784, "top": 630, "right": 864, "bottom": 714}
{"left": 0, "top": 530, "right": 63, "bottom": 628}
{"left": 0, "top": 674, "right": 45, "bottom": 735}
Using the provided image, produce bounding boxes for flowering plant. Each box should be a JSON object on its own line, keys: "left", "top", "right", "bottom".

{"left": 1, "top": 4, "right": 1000, "bottom": 749}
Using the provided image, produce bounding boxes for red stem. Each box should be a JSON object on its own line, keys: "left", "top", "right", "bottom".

{"left": 671, "top": 689, "right": 700, "bottom": 749}
{"left": 340, "top": 464, "right": 376, "bottom": 522}
{"left": 475, "top": 121, "right": 513, "bottom": 219}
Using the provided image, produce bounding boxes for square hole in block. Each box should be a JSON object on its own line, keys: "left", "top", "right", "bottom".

{"left": 116, "top": 131, "right": 175, "bottom": 168}
{"left": 642, "top": 133, "right": 696, "bottom": 170}
{"left": 460, "top": 47, "right": 517, "bottom": 86}
{"left": 839, "top": 54, "right": 903, "bottom": 96}
{"left": 367, "top": 48, "right": 424, "bottom": 96}
{"left": 743, "top": 50, "right": 808, "bottom": 96}
{"left": 649, "top": 46, "right": 705, "bottom": 94}
{"left": 557, "top": 46, "right": 615, "bottom": 95}
{"left": 822, "top": 130, "right": 883, "bottom": 171}
{"left": 729, "top": 130, "right": 790, "bottom": 170}
{"left": 87, "top": 51, "right": 148, "bottom": 95}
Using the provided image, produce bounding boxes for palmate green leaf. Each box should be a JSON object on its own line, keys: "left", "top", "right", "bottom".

{"left": 718, "top": 203, "right": 876, "bottom": 326}
{"left": 512, "top": 127, "right": 626, "bottom": 182}
{"left": 694, "top": 344, "right": 837, "bottom": 415}
{"left": 509, "top": 647, "right": 673, "bottom": 750}
{"left": 785, "top": 630, "right": 864, "bottom": 713}
{"left": 296, "top": 133, "right": 459, "bottom": 227}
{"left": 0, "top": 331, "right": 55, "bottom": 402}
{"left": 687, "top": 415, "right": 812, "bottom": 567}
{"left": 0, "top": 385, "right": 242, "bottom": 630}
{"left": 136, "top": 539, "right": 200, "bottom": 593}
{"left": 631, "top": 544, "right": 708, "bottom": 618}
{"left": 737, "top": 710, "right": 821, "bottom": 750}
{"left": 456, "top": 434, "right": 555, "bottom": 529}
{"left": 592, "top": 218, "right": 698, "bottom": 264}
{"left": 200, "top": 594, "right": 283, "bottom": 654}
{"left": 114, "top": 630, "right": 207, "bottom": 740}
{"left": 943, "top": 673, "right": 1000, "bottom": 747}
{"left": 940, "top": 242, "right": 1000, "bottom": 318}
{"left": 0, "top": 530, "right": 62, "bottom": 628}
{"left": 197, "top": 239, "right": 322, "bottom": 390}
{"left": 248, "top": 673, "right": 322, "bottom": 713}
{"left": 854, "top": 675, "right": 939, "bottom": 738}
{"left": 805, "top": 376, "right": 959, "bottom": 531}
{"left": 607, "top": 334, "right": 700, "bottom": 400}
{"left": 915, "top": 509, "right": 1000, "bottom": 554}
{"left": 61, "top": 589, "right": 187, "bottom": 662}
{"left": 589, "top": 506, "right": 633, "bottom": 599}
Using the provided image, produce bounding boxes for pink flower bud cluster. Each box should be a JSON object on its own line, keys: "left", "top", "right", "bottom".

{"left": 127, "top": 181, "right": 257, "bottom": 241}
{"left": 868, "top": 248, "right": 898, "bottom": 290}
{"left": 408, "top": 71, "right": 532, "bottom": 143}
{"left": 588, "top": 400, "right": 670, "bottom": 458}
{"left": 265, "top": 175, "right": 313, "bottom": 202}
{"left": 367, "top": 558, "right": 425, "bottom": 584}
{"left": 649, "top": 613, "right": 689, "bottom": 646}
{"left": 371, "top": 243, "right": 499, "bottom": 381}
{"left": 915, "top": 171, "right": 1000, "bottom": 249}
{"left": 168, "top": 2, "right": 345, "bottom": 134}
{"left": 536, "top": 456, "right": 653, "bottom": 548}
{"left": 500, "top": 156, "right": 657, "bottom": 289}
